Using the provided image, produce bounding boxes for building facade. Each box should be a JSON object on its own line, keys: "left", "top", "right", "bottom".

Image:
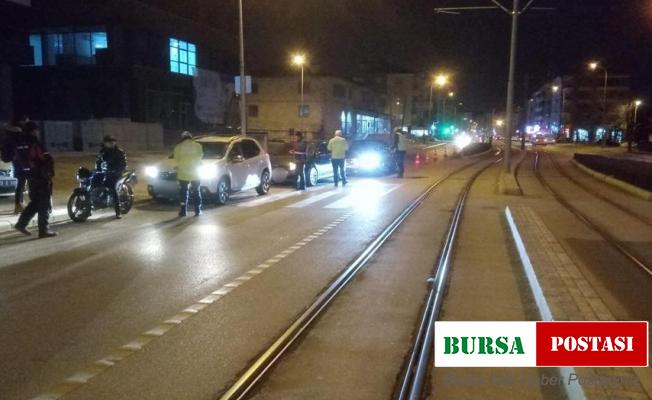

{"left": 7, "top": 0, "right": 236, "bottom": 148}
{"left": 527, "top": 74, "right": 632, "bottom": 142}
{"left": 246, "top": 75, "right": 390, "bottom": 141}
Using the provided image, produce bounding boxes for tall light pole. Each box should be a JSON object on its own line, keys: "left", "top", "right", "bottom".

{"left": 238, "top": 0, "right": 247, "bottom": 136}
{"left": 589, "top": 61, "right": 609, "bottom": 147}
{"left": 634, "top": 99, "right": 642, "bottom": 124}
{"left": 434, "top": 1, "right": 553, "bottom": 173}
{"left": 292, "top": 53, "right": 307, "bottom": 132}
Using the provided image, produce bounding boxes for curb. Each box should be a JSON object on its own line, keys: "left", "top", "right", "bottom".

{"left": 570, "top": 159, "right": 652, "bottom": 201}
{"left": 504, "top": 206, "right": 586, "bottom": 400}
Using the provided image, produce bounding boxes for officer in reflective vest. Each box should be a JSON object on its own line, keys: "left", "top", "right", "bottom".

{"left": 393, "top": 129, "right": 408, "bottom": 178}
{"left": 291, "top": 132, "right": 307, "bottom": 190}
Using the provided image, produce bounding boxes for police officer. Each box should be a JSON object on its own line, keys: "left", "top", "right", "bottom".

{"left": 173, "top": 131, "right": 203, "bottom": 217}
{"left": 393, "top": 128, "right": 408, "bottom": 178}
{"left": 14, "top": 121, "right": 57, "bottom": 238}
{"left": 327, "top": 129, "right": 348, "bottom": 187}
{"left": 96, "top": 135, "right": 127, "bottom": 219}
{"left": 291, "top": 132, "right": 307, "bottom": 190}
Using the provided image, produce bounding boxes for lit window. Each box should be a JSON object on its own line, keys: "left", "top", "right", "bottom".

{"left": 29, "top": 34, "right": 42, "bottom": 66}
{"left": 170, "top": 38, "right": 197, "bottom": 76}
{"left": 31, "top": 29, "right": 107, "bottom": 66}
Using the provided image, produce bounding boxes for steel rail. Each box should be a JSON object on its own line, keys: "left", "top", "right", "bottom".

{"left": 534, "top": 153, "right": 652, "bottom": 278}
{"left": 395, "top": 157, "right": 503, "bottom": 400}
{"left": 546, "top": 152, "right": 652, "bottom": 228}
{"left": 217, "top": 152, "right": 500, "bottom": 400}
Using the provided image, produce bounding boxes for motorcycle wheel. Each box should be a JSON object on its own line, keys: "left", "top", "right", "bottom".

{"left": 67, "top": 192, "right": 92, "bottom": 222}
{"left": 118, "top": 184, "right": 135, "bottom": 215}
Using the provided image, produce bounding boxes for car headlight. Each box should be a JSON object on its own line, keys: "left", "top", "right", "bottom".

{"left": 197, "top": 164, "right": 218, "bottom": 180}
{"left": 454, "top": 134, "right": 472, "bottom": 150}
{"left": 145, "top": 166, "right": 159, "bottom": 178}
{"left": 359, "top": 153, "right": 381, "bottom": 170}
{"left": 288, "top": 162, "right": 297, "bottom": 171}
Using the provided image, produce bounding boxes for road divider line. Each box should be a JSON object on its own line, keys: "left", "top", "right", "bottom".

{"left": 31, "top": 210, "right": 356, "bottom": 399}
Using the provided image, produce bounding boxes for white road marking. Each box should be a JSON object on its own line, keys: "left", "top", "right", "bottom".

{"left": 287, "top": 190, "right": 340, "bottom": 208}
{"left": 31, "top": 210, "right": 355, "bottom": 400}
{"left": 237, "top": 186, "right": 326, "bottom": 207}
{"left": 324, "top": 184, "right": 402, "bottom": 209}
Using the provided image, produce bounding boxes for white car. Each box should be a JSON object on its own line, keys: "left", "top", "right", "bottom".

{"left": 145, "top": 135, "right": 272, "bottom": 205}
{"left": 0, "top": 160, "right": 17, "bottom": 197}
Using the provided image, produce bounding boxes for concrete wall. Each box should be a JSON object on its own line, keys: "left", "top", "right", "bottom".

{"left": 42, "top": 118, "right": 164, "bottom": 152}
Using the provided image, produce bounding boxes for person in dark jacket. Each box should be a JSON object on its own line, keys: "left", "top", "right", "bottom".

{"left": 291, "top": 132, "right": 307, "bottom": 190}
{"left": 1, "top": 115, "right": 30, "bottom": 213}
{"left": 14, "top": 121, "right": 57, "bottom": 238}
{"left": 96, "top": 135, "right": 127, "bottom": 219}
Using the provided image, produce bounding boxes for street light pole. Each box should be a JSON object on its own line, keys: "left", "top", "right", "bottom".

{"left": 238, "top": 0, "right": 247, "bottom": 136}
{"left": 503, "top": 0, "right": 519, "bottom": 172}
{"left": 292, "top": 53, "right": 307, "bottom": 133}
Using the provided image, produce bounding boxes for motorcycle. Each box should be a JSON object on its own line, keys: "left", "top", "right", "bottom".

{"left": 67, "top": 167, "right": 137, "bottom": 222}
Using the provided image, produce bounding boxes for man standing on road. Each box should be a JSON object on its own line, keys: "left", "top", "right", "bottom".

{"left": 1, "top": 115, "right": 30, "bottom": 214}
{"left": 96, "top": 135, "right": 127, "bottom": 219}
{"left": 291, "top": 132, "right": 307, "bottom": 190}
{"left": 14, "top": 122, "right": 57, "bottom": 238}
{"left": 173, "top": 131, "right": 203, "bottom": 217}
{"left": 393, "top": 128, "right": 408, "bottom": 178}
{"left": 327, "top": 129, "right": 348, "bottom": 187}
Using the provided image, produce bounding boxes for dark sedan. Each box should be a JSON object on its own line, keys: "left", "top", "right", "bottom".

{"left": 346, "top": 140, "right": 396, "bottom": 175}
{"left": 269, "top": 141, "right": 334, "bottom": 186}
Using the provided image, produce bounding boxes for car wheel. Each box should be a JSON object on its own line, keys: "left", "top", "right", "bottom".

{"left": 307, "top": 166, "right": 318, "bottom": 187}
{"left": 216, "top": 177, "right": 230, "bottom": 205}
{"left": 256, "top": 170, "right": 270, "bottom": 195}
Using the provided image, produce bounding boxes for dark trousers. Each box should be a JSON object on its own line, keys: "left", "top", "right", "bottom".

{"left": 16, "top": 177, "right": 52, "bottom": 233}
{"left": 331, "top": 159, "right": 347, "bottom": 185}
{"left": 104, "top": 173, "right": 121, "bottom": 215}
{"left": 295, "top": 161, "right": 306, "bottom": 190}
{"left": 179, "top": 180, "right": 202, "bottom": 214}
{"left": 395, "top": 151, "right": 406, "bottom": 177}
{"left": 14, "top": 170, "right": 26, "bottom": 205}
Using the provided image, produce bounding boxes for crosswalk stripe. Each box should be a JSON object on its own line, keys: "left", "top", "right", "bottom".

{"left": 324, "top": 184, "right": 402, "bottom": 209}
{"left": 287, "top": 190, "right": 341, "bottom": 208}
{"left": 237, "top": 186, "right": 326, "bottom": 208}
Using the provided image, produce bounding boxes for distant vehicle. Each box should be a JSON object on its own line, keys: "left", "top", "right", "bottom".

{"left": 533, "top": 134, "right": 556, "bottom": 145}
{"left": 269, "top": 140, "right": 334, "bottom": 186}
{"left": 0, "top": 160, "right": 17, "bottom": 197}
{"left": 346, "top": 139, "right": 396, "bottom": 175}
{"left": 67, "top": 167, "right": 137, "bottom": 222}
{"left": 145, "top": 135, "right": 271, "bottom": 205}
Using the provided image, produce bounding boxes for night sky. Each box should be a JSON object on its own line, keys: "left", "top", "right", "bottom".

{"left": 165, "top": 0, "right": 652, "bottom": 114}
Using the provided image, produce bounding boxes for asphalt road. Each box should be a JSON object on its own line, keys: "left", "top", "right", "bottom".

{"left": 0, "top": 144, "right": 467, "bottom": 400}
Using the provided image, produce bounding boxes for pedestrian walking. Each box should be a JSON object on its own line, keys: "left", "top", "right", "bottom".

{"left": 1, "top": 115, "right": 30, "bottom": 213}
{"left": 173, "top": 131, "right": 204, "bottom": 217}
{"left": 393, "top": 128, "right": 408, "bottom": 178}
{"left": 291, "top": 132, "right": 307, "bottom": 190}
{"left": 96, "top": 135, "right": 127, "bottom": 219}
{"left": 14, "top": 121, "right": 57, "bottom": 238}
{"left": 327, "top": 129, "right": 348, "bottom": 187}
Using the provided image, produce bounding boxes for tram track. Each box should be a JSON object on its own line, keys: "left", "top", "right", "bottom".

{"left": 534, "top": 152, "right": 652, "bottom": 278}
{"left": 216, "top": 150, "right": 502, "bottom": 400}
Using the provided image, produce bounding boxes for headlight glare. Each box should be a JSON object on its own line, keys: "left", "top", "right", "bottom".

{"left": 288, "top": 162, "right": 297, "bottom": 171}
{"left": 197, "top": 164, "right": 218, "bottom": 180}
{"left": 145, "top": 166, "right": 159, "bottom": 178}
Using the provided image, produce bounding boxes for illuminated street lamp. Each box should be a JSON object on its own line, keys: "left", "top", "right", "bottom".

{"left": 496, "top": 119, "right": 505, "bottom": 127}
{"left": 588, "top": 61, "right": 609, "bottom": 146}
{"left": 448, "top": 91, "right": 455, "bottom": 98}
{"left": 552, "top": 85, "right": 559, "bottom": 93}
{"left": 292, "top": 53, "right": 307, "bottom": 129}
{"left": 634, "top": 100, "right": 643, "bottom": 123}
{"left": 429, "top": 73, "right": 451, "bottom": 124}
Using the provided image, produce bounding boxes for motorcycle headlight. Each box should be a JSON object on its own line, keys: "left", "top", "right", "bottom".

{"left": 145, "top": 166, "right": 159, "bottom": 178}
{"left": 288, "top": 162, "right": 297, "bottom": 171}
{"left": 198, "top": 164, "right": 218, "bottom": 180}
{"left": 359, "top": 153, "right": 381, "bottom": 170}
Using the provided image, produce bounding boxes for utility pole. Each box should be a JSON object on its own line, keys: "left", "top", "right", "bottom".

{"left": 238, "top": 0, "right": 247, "bottom": 136}
{"left": 434, "top": 0, "right": 554, "bottom": 173}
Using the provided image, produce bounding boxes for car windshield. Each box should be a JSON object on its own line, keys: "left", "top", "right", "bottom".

{"left": 268, "top": 142, "right": 294, "bottom": 156}
{"left": 200, "top": 142, "right": 228, "bottom": 159}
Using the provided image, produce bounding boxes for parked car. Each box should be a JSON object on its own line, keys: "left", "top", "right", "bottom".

{"left": 145, "top": 135, "right": 271, "bottom": 205}
{"left": 270, "top": 140, "right": 334, "bottom": 186}
{"left": 0, "top": 160, "right": 17, "bottom": 197}
{"left": 346, "top": 139, "right": 396, "bottom": 175}
{"left": 533, "top": 134, "right": 556, "bottom": 145}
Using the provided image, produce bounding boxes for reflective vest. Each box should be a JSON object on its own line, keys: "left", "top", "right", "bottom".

{"left": 173, "top": 139, "right": 204, "bottom": 181}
